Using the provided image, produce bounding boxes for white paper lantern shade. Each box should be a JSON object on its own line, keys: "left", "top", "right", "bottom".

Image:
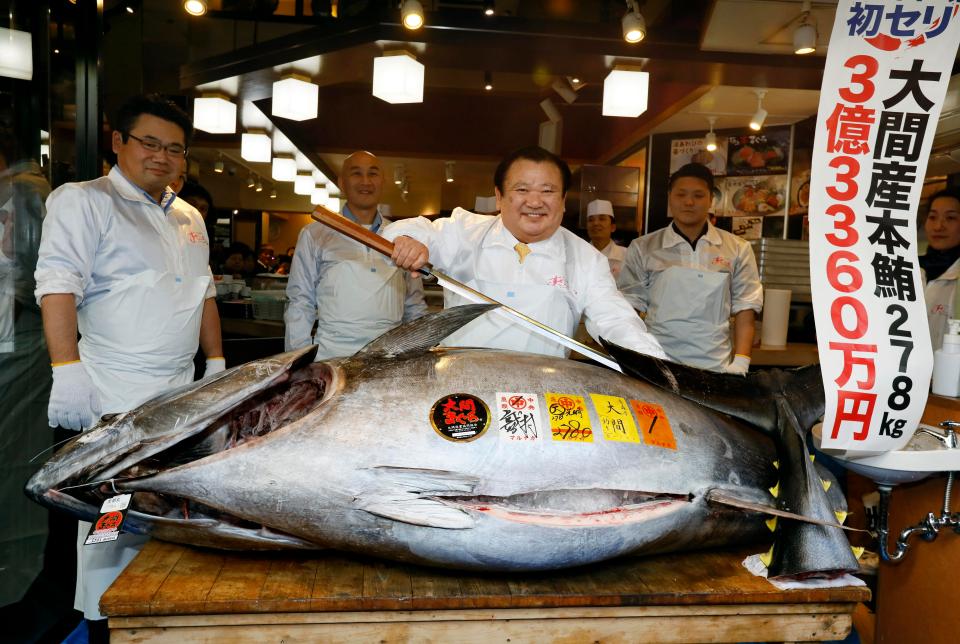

{"left": 310, "top": 186, "right": 331, "bottom": 206}
{"left": 272, "top": 75, "right": 319, "bottom": 121}
{"left": 601, "top": 67, "right": 649, "bottom": 118}
{"left": 372, "top": 52, "right": 424, "bottom": 105}
{"left": 271, "top": 155, "right": 297, "bottom": 182}
{"left": 0, "top": 28, "right": 32, "bottom": 81}
{"left": 193, "top": 95, "right": 237, "bottom": 133}
{"left": 294, "top": 173, "right": 314, "bottom": 196}
{"left": 240, "top": 131, "right": 272, "bottom": 163}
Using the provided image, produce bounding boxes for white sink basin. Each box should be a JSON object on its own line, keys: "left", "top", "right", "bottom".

{"left": 812, "top": 423, "right": 960, "bottom": 485}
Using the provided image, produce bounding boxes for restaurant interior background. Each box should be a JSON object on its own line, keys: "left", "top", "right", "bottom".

{"left": 1, "top": 0, "right": 960, "bottom": 639}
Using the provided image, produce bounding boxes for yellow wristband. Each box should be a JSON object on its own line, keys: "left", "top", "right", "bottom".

{"left": 734, "top": 354, "right": 751, "bottom": 361}
{"left": 207, "top": 356, "right": 225, "bottom": 361}
{"left": 51, "top": 359, "right": 81, "bottom": 368}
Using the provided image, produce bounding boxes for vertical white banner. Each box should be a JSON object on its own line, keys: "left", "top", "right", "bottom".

{"left": 810, "top": 0, "right": 960, "bottom": 453}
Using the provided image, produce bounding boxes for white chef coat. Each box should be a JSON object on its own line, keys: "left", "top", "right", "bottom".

{"left": 383, "top": 207, "right": 665, "bottom": 359}
{"left": 599, "top": 240, "right": 627, "bottom": 279}
{"left": 34, "top": 165, "right": 214, "bottom": 619}
{"left": 284, "top": 206, "right": 427, "bottom": 360}
{"left": 618, "top": 222, "right": 763, "bottom": 371}
{"left": 924, "top": 256, "right": 959, "bottom": 352}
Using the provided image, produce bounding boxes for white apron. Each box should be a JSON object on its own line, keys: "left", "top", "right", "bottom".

{"left": 647, "top": 265, "right": 731, "bottom": 371}
{"left": 442, "top": 223, "right": 579, "bottom": 356}
{"left": 74, "top": 268, "right": 209, "bottom": 619}
{"left": 313, "top": 249, "right": 405, "bottom": 360}
{"left": 925, "top": 259, "right": 959, "bottom": 352}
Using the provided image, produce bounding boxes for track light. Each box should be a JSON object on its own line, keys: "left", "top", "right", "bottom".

{"left": 269, "top": 189, "right": 277, "bottom": 199}
{"left": 749, "top": 90, "right": 768, "bottom": 131}
{"left": 183, "top": 0, "right": 207, "bottom": 16}
{"left": 394, "top": 164, "right": 405, "bottom": 185}
{"left": 213, "top": 154, "right": 224, "bottom": 174}
{"left": 705, "top": 116, "right": 717, "bottom": 152}
{"left": 401, "top": 0, "right": 424, "bottom": 30}
{"left": 255, "top": 178, "right": 263, "bottom": 193}
{"left": 247, "top": 173, "right": 256, "bottom": 189}
{"left": 483, "top": 0, "right": 495, "bottom": 16}
{"left": 622, "top": 0, "right": 646, "bottom": 44}
{"left": 445, "top": 161, "right": 455, "bottom": 183}
{"left": 793, "top": 1, "right": 817, "bottom": 55}
{"left": 125, "top": 5, "right": 134, "bottom": 14}
{"left": 484, "top": 71, "right": 493, "bottom": 91}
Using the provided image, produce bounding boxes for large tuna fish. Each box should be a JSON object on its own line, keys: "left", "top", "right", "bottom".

{"left": 26, "top": 305, "right": 857, "bottom": 578}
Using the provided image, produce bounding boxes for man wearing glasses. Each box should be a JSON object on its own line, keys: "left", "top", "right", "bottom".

{"left": 34, "top": 94, "right": 224, "bottom": 633}
{"left": 386, "top": 146, "right": 664, "bottom": 359}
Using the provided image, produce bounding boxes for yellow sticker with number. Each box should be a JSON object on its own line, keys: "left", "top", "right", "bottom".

{"left": 629, "top": 400, "right": 677, "bottom": 450}
{"left": 590, "top": 394, "right": 640, "bottom": 443}
{"left": 545, "top": 393, "right": 593, "bottom": 442}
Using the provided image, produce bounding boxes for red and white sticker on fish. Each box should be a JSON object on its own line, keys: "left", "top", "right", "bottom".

{"left": 810, "top": 0, "right": 960, "bottom": 453}
{"left": 496, "top": 392, "right": 540, "bottom": 441}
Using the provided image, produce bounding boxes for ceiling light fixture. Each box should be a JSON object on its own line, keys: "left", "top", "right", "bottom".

{"left": 551, "top": 78, "right": 578, "bottom": 104}
{"left": 272, "top": 155, "right": 297, "bottom": 182}
{"left": 540, "top": 98, "right": 561, "bottom": 123}
{"left": 483, "top": 0, "right": 495, "bottom": 16}
{"left": 749, "top": 89, "right": 768, "bottom": 131}
{"left": 372, "top": 51, "right": 424, "bottom": 104}
{"left": 400, "top": 0, "right": 424, "bottom": 30}
{"left": 269, "top": 189, "right": 277, "bottom": 199}
{"left": 484, "top": 71, "right": 493, "bottom": 91}
{"left": 705, "top": 116, "right": 718, "bottom": 152}
{"left": 622, "top": 0, "right": 646, "bottom": 44}
{"left": 241, "top": 130, "right": 272, "bottom": 163}
{"left": 445, "top": 161, "right": 455, "bottom": 183}
{"left": 213, "top": 153, "right": 224, "bottom": 174}
{"left": 255, "top": 178, "right": 263, "bottom": 193}
{"left": 125, "top": 5, "right": 134, "bottom": 14}
{"left": 193, "top": 94, "right": 237, "bottom": 134}
{"left": 183, "top": 0, "right": 207, "bottom": 17}
{"left": 394, "top": 164, "right": 405, "bottom": 185}
{"left": 793, "top": 0, "right": 818, "bottom": 55}
{"left": 271, "top": 74, "right": 319, "bottom": 121}
{"left": 602, "top": 65, "right": 649, "bottom": 117}
{"left": 247, "top": 173, "right": 256, "bottom": 189}
{"left": 311, "top": 185, "right": 330, "bottom": 205}
{"left": 0, "top": 28, "right": 33, "bottom": 81}
{"left": 294, "top": 172, "right": 314, "bottom": 196}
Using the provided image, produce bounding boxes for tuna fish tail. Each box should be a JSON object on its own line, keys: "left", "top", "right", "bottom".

{"left": 600, "top": 340, "right": 859, "bottom": 579}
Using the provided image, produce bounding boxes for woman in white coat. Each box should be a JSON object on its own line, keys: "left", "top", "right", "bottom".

{"left": 921, "top": 188, "right": 960, "bottom": 351}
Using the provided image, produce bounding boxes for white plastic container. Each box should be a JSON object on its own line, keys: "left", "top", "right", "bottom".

{"left": 932, "top": 319, "right": 960, "bottom": 398}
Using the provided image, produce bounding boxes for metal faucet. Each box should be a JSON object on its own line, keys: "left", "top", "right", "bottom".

{"left": 876, "top": 421, "right": 960, "bottom": 562}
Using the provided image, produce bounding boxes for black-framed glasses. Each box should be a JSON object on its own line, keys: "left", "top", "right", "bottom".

{"left": 124, "top": 132, "right": 187, "bottom": 157}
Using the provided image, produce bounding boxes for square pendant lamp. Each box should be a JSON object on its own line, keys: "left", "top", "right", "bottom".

{"left": 194, "top": 94, "right": 237, "bottom": 133}
{"left": 240, "top": 130, "right": 272, "bottom": 163}
{"left": 272, "top": 75, "right": 319, "bottom": 121}
{"left": 272, "top": 155, "right": 297, "bottom": 182}
{"left": 0, "top": 27, "right": 32, "bottom": 80}
{"left": 372, "top": 51, "right": 424, "bottom": 104}
{"left": 310, "top": 186, "right": 330, "bottom": 205}
{"left": 602, "top": 66, "right": 649, "bottom": 118}
{"left": 294, "top": 172, "right": 314, "bottom": 196}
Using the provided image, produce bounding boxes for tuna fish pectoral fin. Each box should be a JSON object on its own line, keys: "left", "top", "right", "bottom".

{"left": 354, "top": 465, "right": 481, "bottom": 529}
{"left": 704, "top": 489, "right": 861, "bottom": 532}
{"left": 356, "top": 304, "right": 498, "bottom": 358}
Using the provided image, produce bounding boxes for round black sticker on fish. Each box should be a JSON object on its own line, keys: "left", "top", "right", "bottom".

{"left": 430, "top": 393, "right": 490, "bottom": 442}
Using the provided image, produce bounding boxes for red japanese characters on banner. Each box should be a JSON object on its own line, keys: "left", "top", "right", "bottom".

{"left": 810, "top": 0, "right": 960, "bottom": 453}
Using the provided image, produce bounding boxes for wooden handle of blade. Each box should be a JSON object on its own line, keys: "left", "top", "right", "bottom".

{"left": 311, "top": 206, "right": 395, "bottom": 257}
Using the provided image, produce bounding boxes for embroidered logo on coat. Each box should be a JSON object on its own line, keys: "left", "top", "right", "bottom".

{"left": 709, "top": 255, "right": 731, "bottom": 270}
{"left": 187, "top": 231, "right": 208, "bottom": 245}
{"left": 547, "top": 275, "right": 568, "bottom": 288}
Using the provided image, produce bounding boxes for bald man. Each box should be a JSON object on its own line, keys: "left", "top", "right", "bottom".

{"left": 285, "top": 151, "right": 427, "bottom": 359}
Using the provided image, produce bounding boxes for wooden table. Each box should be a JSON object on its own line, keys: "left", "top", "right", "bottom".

{"left": 101, "top": 541, "right": 869, "bottom": 643}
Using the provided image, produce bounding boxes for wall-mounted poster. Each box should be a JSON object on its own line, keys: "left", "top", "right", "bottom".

{"left": 789, "top": 169, "right": 811, "bottom": 216}
{"left": 669, "top": 137, "right": 728, "bottom": 176}
{"left": 731, "top": 216, "right": 763, "bottom": 240}
{"left": 723, "top": 175, "right": 787, "bottom": 217}
{"left": 725, "top": 127, "right": 791, "bottom": 176}
{"left": 711, "top": 177, "right": 726, "bottom": 216}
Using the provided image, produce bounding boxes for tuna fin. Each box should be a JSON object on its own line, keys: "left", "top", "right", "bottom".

{"left": 357, "top": 304, "right": 499, "bottom": 358}
{"left": 704, "top": 489, "right": 861, "bottom": 532}
{"left": 598, "top": 339, "right": 824, "bottom": 436}
{"left": 354, "top": 466, "right": 480, "bottom": 529}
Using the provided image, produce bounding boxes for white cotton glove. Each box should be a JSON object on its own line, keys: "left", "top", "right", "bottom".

{"left": 203, "top": 357, "right": 226, "bottom": 378}
{"left": 723, "top": 354, "right": 751, "bottom": 375}
{"left": 48, "top": 361, "right": 102, "bottom": 430}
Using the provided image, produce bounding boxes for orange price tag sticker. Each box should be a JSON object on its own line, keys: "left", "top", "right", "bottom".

{"left": 545, "top": 393, "right": 593, "bottom": 443}
{"left": 629, "top": 400, "right": 677, "bottom": 450}
{"left": 590, "top": 393, "right": 640, "bottom": 443}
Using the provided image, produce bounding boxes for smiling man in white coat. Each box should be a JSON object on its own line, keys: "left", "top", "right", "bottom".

{"left": 386, "top": 146, "right": 665, "bottom": 360}
{"left": 34, "top": 94, "right": 223, "bottom": 639}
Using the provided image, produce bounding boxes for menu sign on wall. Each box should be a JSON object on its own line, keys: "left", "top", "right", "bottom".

{"left": 810, "top": 0, "right": 960, "bottom": 453}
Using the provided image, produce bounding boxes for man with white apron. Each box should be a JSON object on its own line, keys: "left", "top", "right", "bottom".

{"left": 586, "top": 199, "right": 627, "bottom": 279}
{"left": 285, "top": 151, "right": 426, "bottom": 360}
{"left": 618, "top": 163, "right": 763, "bottom": 373}
{"left": 920, "top": 188, "right": 960, "bottom": 352}
{"left": 385, "top": 146, "right": 665, "bottom": 359}
{"left": 34, "top": 95, "right": 224, "bottom": 634}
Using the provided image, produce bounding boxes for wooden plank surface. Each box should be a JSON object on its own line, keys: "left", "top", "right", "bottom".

{"left": 101, "top": 540, "right": 869, "bottom": 618}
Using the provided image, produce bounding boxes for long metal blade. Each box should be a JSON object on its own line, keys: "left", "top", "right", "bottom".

{"left": 426, "top": 268, "right": 623, "bottom": 373}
